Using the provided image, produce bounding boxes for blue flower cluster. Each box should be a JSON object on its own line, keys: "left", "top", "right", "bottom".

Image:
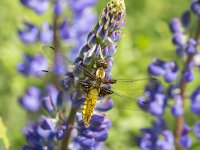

{"left": 136, "top": 119, "right": 174, "bottom": 150}
{"left": 17, "top": 0, "right": 127, "bottom": 149}
{"left": 17, "top": 53, "right": 48, "bottom": 77}
{"left": 17, "top": 0, "right": 99, "bottom": 149}
{"left": 19, "top": 0, "right": 97, "bottom": 50}
{"left": 22, "top": 116, "right": 67, "bottom": 150}
{"left": 20, "top": 84, "right": 67, "bottom": 149}
{"left": 137, "top": 1, "right": 200, "bottom": 149}
{"left": 73, "top": 114, "right": 111, "bottom": 149}
{"left": 59, "top": 0, "right": 126, "bottom": 149}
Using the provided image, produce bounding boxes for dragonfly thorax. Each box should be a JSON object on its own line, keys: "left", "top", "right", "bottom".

{"left": 96, "top": 67, "right": 106, "bottom": 80}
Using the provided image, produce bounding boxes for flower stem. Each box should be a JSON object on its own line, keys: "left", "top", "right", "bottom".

{"left": 53, "top": 10, "right": 60, "bottom": 52}
{"left": 52, "top": 0, "right": 61, "bottom": 87}
{"left": 60, "top": 107, "right": 77, "bottom": 150}
{"left": 174, "top": 18, "right": 200, "bottom": 150}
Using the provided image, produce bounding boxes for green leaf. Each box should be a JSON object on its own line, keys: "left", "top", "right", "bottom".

{"left": 0, "top": 117, "right": 9, "bottom": 149}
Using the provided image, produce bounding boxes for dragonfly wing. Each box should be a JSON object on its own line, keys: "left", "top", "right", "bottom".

{"left": 42, "top": 46, "right": 96, "bottom": 80}
{"left": 108, "top": 78, "right": 158, "bottom": 110}
{"left": 109, "top": 91, "right": 146, "bottom": 111}
{"left": 42, "top": 46, "right": 74, "bottom": 74}
{"left": 99, "top": 87, "right": 147, "bottom": 111}
{"left": 111, "top": 78, "right": 157, "bottom": 93}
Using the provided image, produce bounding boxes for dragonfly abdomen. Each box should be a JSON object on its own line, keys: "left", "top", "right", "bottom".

{"left": 82, "top": 88, "right": 99, "bottom": 126}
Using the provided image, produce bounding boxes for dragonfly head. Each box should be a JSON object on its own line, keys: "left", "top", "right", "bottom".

{"left": 96, "top": 59, "right": 108, "bottom": 69}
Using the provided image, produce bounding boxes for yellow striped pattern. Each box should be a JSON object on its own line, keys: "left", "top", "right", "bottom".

{"left": 82, "top": 89, "right": 99, "bottom": 126}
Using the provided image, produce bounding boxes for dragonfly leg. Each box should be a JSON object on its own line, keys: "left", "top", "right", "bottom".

{"left": 99, "top": 87, "right": 114, "bottom": 97}
{"left": 103, "top": 79, "right": 117, "bottom": 84}
{"left": 78, "top": 81, "right": 93, "bottom": 93}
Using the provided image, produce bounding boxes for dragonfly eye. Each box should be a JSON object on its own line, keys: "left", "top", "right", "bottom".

{"left": 96, "top": 60, "right": 108, "bottom": 69}
{"left": 102, "top": 62, "right": 108, "bottom": 69}
{"left": 96, "top": 60, "right": 102, "bottom": 68}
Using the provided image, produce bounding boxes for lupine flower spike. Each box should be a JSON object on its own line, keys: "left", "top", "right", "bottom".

{"left": 60, "top": 0, "right": 126, "bottom": 149}
{"left": 137, "top": 0, "right": 200, "bottom": 149}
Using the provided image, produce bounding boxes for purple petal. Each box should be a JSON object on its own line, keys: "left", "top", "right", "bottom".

{"left": 18, "top": 22, "right": 39, "bottom": 44}
{"left": 39, "top": 22, "right": 53, "bottom": 44}
{"left": 95, "top": 98, "right": 114, "bottom": 112}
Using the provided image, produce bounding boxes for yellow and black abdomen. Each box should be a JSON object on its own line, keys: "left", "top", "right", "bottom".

{"left": 82, "top": 88, "right": 99, "bottom": 126}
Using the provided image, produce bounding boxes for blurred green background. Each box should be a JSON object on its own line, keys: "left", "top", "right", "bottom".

{"left": 0, "top": 0, "right": 196, "bottom": 149}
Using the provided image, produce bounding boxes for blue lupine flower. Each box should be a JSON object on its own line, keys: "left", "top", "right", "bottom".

{"left": 39, "top": 22, "right": 53, "bottom": 44}
{"left": 137, "top": 119, "right": 174, "bottom": 150}
{"left": 40, "top": 116, "right": 56, "bottom": 130}
{"left": 169, "top": 18, "right": 184, "bottom": 33}
{"left": 190, "top": 87, "right": 200, "bottom": 115}
{"left": 17, "top": 53, "right": 48, "bottom": 77}
{"left": 19, "top": 87, "right": 41, "bottom": 112}
{"left": 148, "top": 58, "right": 169, "bottom": 76}
{"left": 185, "top": 38, "right": 197, "bottom": 55}
{"left": 149, "top": 93, "right": 167, "bottom": 116}
{"left": 164, "top": 61, "right": 179, "bottom": 82}
{"left": 95, "top": 98, "right": 114, "bottom": 112}
{"left": 23, "top": 116, "right": 67, "bottom": 149}
{"left": 68, "top": 10, "right": 97, "bottom": 61}
{"left": 179, "top": 135, "right": 192, "bottom": 148}
{"left": 74, "top": 113, "right": 111, "bottom": 149}
{"left": 138, "top": 0, "right": 200, "bottom": 149}
{"left": 22, "top": 145, "right": 53, "bottom": 150}
{"left": 39, "top": 115, "right": 67, "bottom": 140}
{"left": 72, "top": 10, "right": 97, "bottom": 36}
{"left": 183, "top": 60, "right": 195, "bottom": 83}
{"left": 66, "top": 6, "right": 126, "bottom": 149}
{"left": 69, "top": 0, "right": 97, "bottom": 13}
{"left": 182, "top": 124, "right": 190, "bottom": 136}
{"left": 191, "top": 0, "right": 200, "bottom": 17}
{"left": 172, "top": 32, "right": 187, "bottom": 46}
{"left": 148, "top": 58, "right": 178, "bottom": 83}
{"left": 57, "top": 2, "right": 97, "bottom": 61}
{"left": 138, "top": 79, "right": 166, "bottom": 113}
{"left": 59, "top": 19, "right": 70, "bottom": 40}
{"left": 54, "top": 0, "right": 67, "bottom": 16}
{"left": 167, "top": 84, "right": 180, "bottom": 98}
{"left": 171, "top": 97, "right": 183, "bottom": 117}
{"left": 42, "top": 84, "right": 63, "bottom": 114}
{"left": 170, "top": 94, "right": 184, "bottom": 117}
{"left": 183, "top": 67, "right": 194, "bottom": 82}
{"left": 23, "top": 121, "right": 44, "bottom": 146}
{"left": 194, "top": 120, "right": 200, "bottom": 140}
{"left": 63, "top": 0, "right": 126, "bottom": 112}
{"left": 181, "top": 11, "right": 191, "bottom": 28}
{"left": 18, "top": 0, "right": 98, "bottom": 149}
{"left": 18, "top": 22, "right": 39, "bottom": 44}
{"left": 137, "top": 97, "right": 149, "bottom": 111}
{"left": 71, "top": 91, "right": 85, "bottom": 108}
{"left": 52, "top": 52, "right": 67, "bottom": 75}
{"left": 20, "top": 0, "right": 50, "bottom": 14}
{"left": 156, "top": 130, "right": 174, "bottom": 150}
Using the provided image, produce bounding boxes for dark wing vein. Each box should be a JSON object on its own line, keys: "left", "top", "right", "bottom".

{"left": 111, "top": 78, "right": 157, "bottom": 92}
{"left": 42, "top": 46, "right": 95, "bottom": 80}
{"left": 109, "top": 91, "right": 143, "bottom": 111}
{"left": 101, "top": 78, "right": 158, "bottom": 111}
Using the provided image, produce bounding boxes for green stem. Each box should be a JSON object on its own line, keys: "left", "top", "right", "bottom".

{"left": 174, "top": 19, "right": 200, "bottom": 150}
{"left": 52, "top": 1, "right": 61, "bottom": 87}
{"left": 60, "top": 107, "right": 77, "bottom": 150}
{"left": 53, "top": 10, "right": 60, "bottom": 52}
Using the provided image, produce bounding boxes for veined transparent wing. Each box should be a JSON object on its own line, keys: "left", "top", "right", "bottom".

{"left": 109, "top": 92, "right": 144, "bottom": 111}
{"left": 111, "top": 78, "right": 157, "bottom": 94}
{"left": 42, "top": 46, "right": 96, "bottom": 80}
{"left": 106, "top": 78, "right": 157, "bottom": 110}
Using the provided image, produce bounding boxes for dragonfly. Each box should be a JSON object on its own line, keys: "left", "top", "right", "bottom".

{"left": 42, "top": 46, "right": 155, "bottom": 127}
